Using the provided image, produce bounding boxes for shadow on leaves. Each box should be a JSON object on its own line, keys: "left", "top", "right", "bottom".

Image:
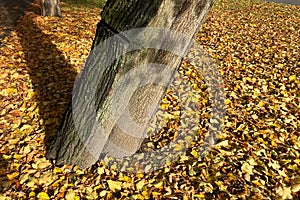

{"left": 16, "top": 10, "right": 77, "bottom": 152}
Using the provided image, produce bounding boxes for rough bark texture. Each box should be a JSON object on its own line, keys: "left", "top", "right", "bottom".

{"left": 41, "top": 0, "right": 61, "bottom": 17}
{"left": 47, "top": 0, "right": 216, "bottom": 168}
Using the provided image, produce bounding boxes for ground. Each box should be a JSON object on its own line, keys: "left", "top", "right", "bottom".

{"left": 0, "top": 0, "right": 299, "bottom": 199}
{"left": 0, "top": 0, "right": 35, "bottom": 47}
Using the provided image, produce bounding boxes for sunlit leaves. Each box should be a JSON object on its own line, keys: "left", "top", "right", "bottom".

{"left": 196, "top": 0, "right": 299, "bottom": 198}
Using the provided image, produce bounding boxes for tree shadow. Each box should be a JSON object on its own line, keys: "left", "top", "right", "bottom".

{"left": 0, "top": 0, "right": 34, "bottom": 47}
{"left": 16, "top": 10, "right": 77, "bottom": 151}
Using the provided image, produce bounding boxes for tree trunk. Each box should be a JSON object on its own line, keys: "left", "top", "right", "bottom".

{"left": 40, "top": 0, "right": 61, "bottom": 17}
{"left": 47, "top": 0, "right": 216, "bottom": 168}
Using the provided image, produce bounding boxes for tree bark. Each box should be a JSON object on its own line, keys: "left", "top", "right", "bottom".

{"left": 40, "top": 0, "right": 62, "bottom": 17}
{"left": 47, "top": 0, "right": 216, "bottom": 168}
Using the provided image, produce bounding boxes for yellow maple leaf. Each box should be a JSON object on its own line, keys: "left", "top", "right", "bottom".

{"left": 190, "top": 150, "right": 199, "bottom": 158}
{"left": 65, "top": 190, "right": 76, "bottom": 200}
{"left": 276, "top": 185, "right": 292, "bottom": 200}
{"left": 289, "top": 75, "right": 296, "bottom": 82}
{"left": 37, "top": 192, "right": 50, "bottom": 200}
{"left": 6, "top": 88, "right": 17, "bottom": 95}
{"left": 136, "top": 180, "right": 145, "bottom": 190}
{"left": 107, "top": 180, "right": 122, "bottom": 192}
{"left": 292, "top": 184, "right": 300, "bottom": 193}
{"left": 241, "top": 162, "right": 254, "bottom": 174}
{"left": 7, "top": 172, "right": 19, "bottom": 180}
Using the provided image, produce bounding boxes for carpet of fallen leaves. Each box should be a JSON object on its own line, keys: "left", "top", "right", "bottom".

{"left": 0, "top": 0, "right": 299, "bottom": 199}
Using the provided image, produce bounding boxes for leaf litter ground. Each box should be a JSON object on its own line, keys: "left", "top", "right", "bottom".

{"left": 0, "top": 0, "right": 299, "bottom": 199}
